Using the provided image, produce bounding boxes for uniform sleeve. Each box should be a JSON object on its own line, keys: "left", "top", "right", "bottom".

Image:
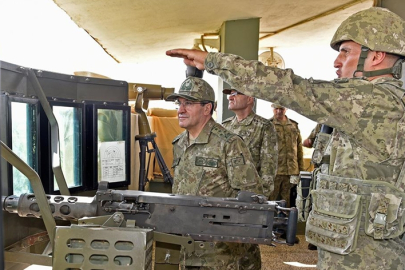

{"left": 205, "top": 52, "right": 372, "bottom": 134}
{"left": 171, "top": 140, "right": 182, "bottom": 194}
{"left": 225, "top": 136, "right": 264, "bottom": 195}
{"left": 258, "top": 123, "right": 278, "bottom": 196}
{"left": 297, "top": 130, "right": 305, "bottom": 172}
{"left": 205, "top": 52, "right": 404, "bottom": 162}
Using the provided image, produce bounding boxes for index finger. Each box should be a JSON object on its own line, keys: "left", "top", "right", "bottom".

{"left": 166, "top": 49, "right": 189, "bottom": 59}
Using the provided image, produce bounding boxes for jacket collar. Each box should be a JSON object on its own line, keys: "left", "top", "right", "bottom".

{"left": 231, "top": 111, "right": 256, "bottom": 126}
{"left": 371, "top": 77, "right": 403, "bottom": 88}
{"left": 178, "top": 117, "right": 215, "bottom": 147}
{"left": 271, "top": 115, "right": 293, "bottom": 125}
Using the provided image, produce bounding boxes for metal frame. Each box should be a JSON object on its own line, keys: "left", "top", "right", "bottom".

{"left": 0, "top": 94, "right": 40, "bottom": 195}
{"left": 47, "top": 100, "right": 86, "bottom": 193}
{"left": 0, "top": 60, "right": 4, "bottom": 270}
{"left": 0, "top": 60, "right": 130, "bottom": 196}
{"left": 87, "top": 102, "right": 131, "bottom": 189}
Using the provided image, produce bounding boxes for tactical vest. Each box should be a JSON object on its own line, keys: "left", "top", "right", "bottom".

{"left": 305, "top": 82, "right": 405, "bottom": 254}
{"left": 305, "top": 173, "right": 405, "bottom": 254}
{"left": 296, "top": 129, "right": 332, "bottom": 222}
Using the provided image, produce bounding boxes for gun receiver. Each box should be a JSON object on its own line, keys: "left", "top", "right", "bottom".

{"left": 3, "top": 181, "right": 297, "bottom": 245}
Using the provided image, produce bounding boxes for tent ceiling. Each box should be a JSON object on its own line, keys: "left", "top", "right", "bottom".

{"left": 53, "top": 0, "right": 375, "bottom": 63}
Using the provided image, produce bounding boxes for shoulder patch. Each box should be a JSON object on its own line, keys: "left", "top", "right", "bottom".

{"left": 231, "top": 155, "right": 245, "bottom": 166}
{"left": 212, "top": 124, "right": 237, "bottom": 141}
{"left": 253, "top": 114, "right": 270, "bottom": 125}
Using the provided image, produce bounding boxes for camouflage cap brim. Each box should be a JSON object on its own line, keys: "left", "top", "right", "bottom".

{"left": 166, "top": 93, "right": 200, "bottom": 101}
{"left": 222, "top": 88, "right": 240, "bottom": 94}
{"left": 271, "top": 103, "right": 285, "bottom": 109}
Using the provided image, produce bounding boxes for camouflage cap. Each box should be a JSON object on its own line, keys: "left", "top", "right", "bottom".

{"left": 166, "top": 76, "right": 215, "bottom": 102}
{"left": 223, "top": 89, "right": 253, "bottom": 99}
{"left": 331, "top": 7, "right": 405, "bottom": 57}
{"left": 271, "top": 103, "right": 285, "bottom": 109}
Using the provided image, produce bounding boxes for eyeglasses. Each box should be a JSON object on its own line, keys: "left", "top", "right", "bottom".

{"left": 174, "top": 100, "right": 207, "bottom": 109}
{"left": 228, "top": 92, "right": 244, "bottom": 97}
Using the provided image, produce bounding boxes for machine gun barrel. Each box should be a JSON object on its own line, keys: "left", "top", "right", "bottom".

{"left": 3, "top": 182, "right": 298, "bottom": 245}
{"left": 2, "top": 194, "right": 97, "bottom": 220}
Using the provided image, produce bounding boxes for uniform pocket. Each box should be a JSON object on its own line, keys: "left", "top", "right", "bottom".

{"left": 296, "top": 172, "right": 313, "bottom": 222}
{"left": 312, "top": 133, "right": 331, "bottom": 164}
{"left": 305, "top": 189, "right": 362, "bottom": 255}
{"left": 365, "top": 192, "right": 405, "bottom": 239}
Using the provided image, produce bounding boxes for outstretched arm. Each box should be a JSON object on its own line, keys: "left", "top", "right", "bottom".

{"left": 166, "top": 49, "right": 208, "bottom": 70}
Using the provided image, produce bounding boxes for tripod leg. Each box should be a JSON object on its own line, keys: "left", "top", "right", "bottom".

{"left": 150, "top": 140, "right": 173, "bottom": 185}
{"left": 138, "top": 139, "right": 148, "bottom": 191}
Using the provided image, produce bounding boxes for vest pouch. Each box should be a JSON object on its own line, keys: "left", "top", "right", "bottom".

{"left": 311, "top": 132, "right": 331, "bottom": 165}
{"left": 296, "top": 171, "right": 313, "bottom": 222}
{"left": 305, "top": 188, "right": 362, "bottom": 255}
{"left": 365, "top": 192, "right": 405, "bottom": 240}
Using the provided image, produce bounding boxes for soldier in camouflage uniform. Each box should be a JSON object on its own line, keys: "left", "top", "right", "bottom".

{"left": 167, "top": 7, "right": 405, "bottom": 269}
{"left": 167, "top": 76, "right": 263, "bottom": 270}
{"left": 222, "top": 88, "right": 278, "bottom": 198}
{"left": 269, "top": 104, "right": 304, "bottom": 207}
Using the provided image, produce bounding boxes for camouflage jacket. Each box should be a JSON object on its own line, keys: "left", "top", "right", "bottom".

{"left": 172, "top": 118, "right": 263, "bottom": 197}
{"left": 270, "top": 116, "right": 304, "bottom": 176}
{"left": 222, "top": 111, "right": 278, "bottom": 196}
{"left": 172, "top": 117, "right": 263, "bottom": 268}
{"left": 205, "top": 52, "right": 405, "bottom": 190}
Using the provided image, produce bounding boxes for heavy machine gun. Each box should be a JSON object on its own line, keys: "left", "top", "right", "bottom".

{"left": 3, "top": 181, "right": 298, "bottom": 269}
{"left": 3, "top": 182, "right": 297, "bottom": 245}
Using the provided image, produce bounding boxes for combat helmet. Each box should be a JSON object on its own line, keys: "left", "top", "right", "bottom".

{"left": 330, "top": 7, "right": 405, "bottom": 78}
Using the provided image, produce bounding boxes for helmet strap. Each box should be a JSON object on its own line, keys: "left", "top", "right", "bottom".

{"left": 353, "top": 46, "right": 369, "bottom": 77}
{"left": 391, "top": 59, "right": 404, "bottom": 79}
{"left": 355, "top": 46, "right": 404, "bottom": 79}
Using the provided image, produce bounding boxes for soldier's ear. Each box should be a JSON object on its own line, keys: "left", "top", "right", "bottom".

{"left": 370, "top": 51, "right": 386, "bottom": 66}
{"left": 204, "top": 103, "right": 212, "bottom": 115}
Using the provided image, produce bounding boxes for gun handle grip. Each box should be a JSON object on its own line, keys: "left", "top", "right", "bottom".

{"left": 286, "top": 207, "right": 298, "bottom": 245}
